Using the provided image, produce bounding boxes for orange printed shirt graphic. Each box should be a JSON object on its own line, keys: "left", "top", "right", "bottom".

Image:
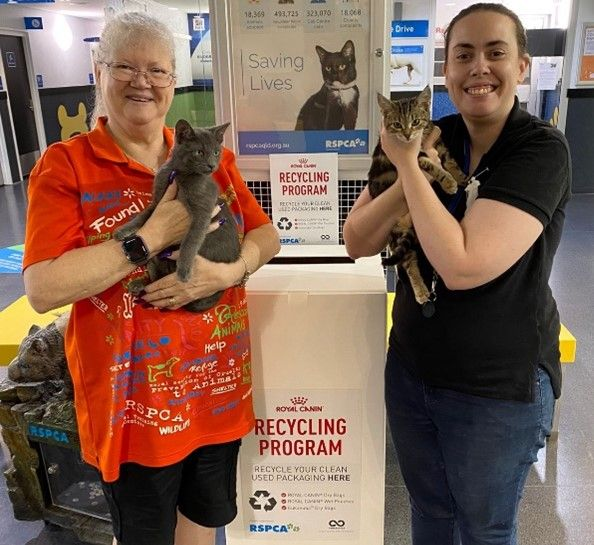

{"left": 24, "top": 118, "right": 271, "bottom": 482}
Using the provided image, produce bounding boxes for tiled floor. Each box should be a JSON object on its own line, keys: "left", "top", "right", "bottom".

{"left": 1, "top": 181, "right": 593, "bottom": 545}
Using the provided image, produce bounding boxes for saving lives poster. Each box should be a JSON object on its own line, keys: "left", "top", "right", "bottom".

{"left": 238, "top": 389, "right": 362, "bottom": 539}
{"left": 229, "top": 0, "right": 370, "bottom": 155}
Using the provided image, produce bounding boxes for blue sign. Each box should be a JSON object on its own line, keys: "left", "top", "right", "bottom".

{"left": 24, "top": 17, "right": 43, "bottom": 29}
{"left": 238, "top": 130, "right": 368, "bottom": 155}
{"left": 391, "top": 20, "right": 429, "bottom": 38}
{"left": 0, "top": 247, "right": 23, "bottom": 274}
{"left": 89, "top": 72, "right": 94, "bottom": 84}
{"left": 5, "top": 51, "right": 16, "bottom": 68}
{"left": 36, "top": 74, "right": 43, "bottom": 88}
{"left": 391, "top": 45, "right": 424, "bottom": 55}
{"left": 0, "top": 75, "right": 3, "bottom": 91}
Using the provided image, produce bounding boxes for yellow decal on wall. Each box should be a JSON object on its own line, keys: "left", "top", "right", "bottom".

{"left": 57, "top": 102, "right": 89, "bottom": 141}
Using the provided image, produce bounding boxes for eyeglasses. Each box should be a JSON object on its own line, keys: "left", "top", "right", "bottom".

{"left": 99, "top": 61, "right": 176, "bottom": 88}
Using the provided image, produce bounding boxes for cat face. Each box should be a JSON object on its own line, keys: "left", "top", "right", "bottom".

{"left": 8, "top": 324, "right": 66, "bottom": 382}
{"left": 173, "top": 119, "right": 230, "bottom": 175}
{"left": 315, "top": 40, "right": 356, "bottom": 87}
{"left": 377, "top": 86, "right": 431, "bottom": 142}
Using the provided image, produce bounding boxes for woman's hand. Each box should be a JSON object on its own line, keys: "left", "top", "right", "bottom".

{"left": 140, "top": 255, "right": 237, "bottom": 310}
{"left": 139, "top": 183, "right": 223, "bottom": 255}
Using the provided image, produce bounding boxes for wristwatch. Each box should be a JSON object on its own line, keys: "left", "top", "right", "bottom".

{"left": 121, "top": 234, "right": 149, "bottom": 265}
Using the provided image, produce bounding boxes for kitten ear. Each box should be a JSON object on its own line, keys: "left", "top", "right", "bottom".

{"left": 377, "top": 93, "right": 393, "bottom": 114}
{"left": 341, "top": 40, "right": 355, "bottom": 58}
{"left": 28, "top": 325, "right": 42, "bottom": 336}
{"left": 174, "top": 119, "right": 194, "bottom": 142}
{"left": 418, "top": 85, "right": 432, "bottom": 108}
{"left": 315, "top": 45, "right": 328, "bottom": 62}
{"left": 210, "top": 122, "right": 230, "bottom": 144}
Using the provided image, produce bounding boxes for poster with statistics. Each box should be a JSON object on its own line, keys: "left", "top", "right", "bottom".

{"left": 228, "top": 0, "right": 371, "bottom": 155}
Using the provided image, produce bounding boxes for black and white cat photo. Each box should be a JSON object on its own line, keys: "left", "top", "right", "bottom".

{"left": 295, "top": 39, "right": 359, "bottom": 131}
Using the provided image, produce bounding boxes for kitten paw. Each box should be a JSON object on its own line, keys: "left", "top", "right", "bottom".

{"left": 443, "top": 181, "right": 458, "bottom": 194}
{"left": 176, "top": 267, "right": 192, "bottom": 283}
{"left": 126, "top": 279, "right": 147, "bottom": 295}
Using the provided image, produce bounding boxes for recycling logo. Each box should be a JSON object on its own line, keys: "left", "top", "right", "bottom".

{"left": 249, "top": 490, "right": 277, "bottom": 511}
{"left": 277, "top": 217, "right": 293, "bottom": 230}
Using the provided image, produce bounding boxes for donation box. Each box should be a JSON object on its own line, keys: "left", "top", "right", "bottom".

{"left": 227, "top": 248, "right": 387, "bottom": 545}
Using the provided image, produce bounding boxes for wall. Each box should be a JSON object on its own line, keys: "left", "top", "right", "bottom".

{"left": 561, "top": 0, "right": 594, "bottom": 193}
{"left": 0, "top": 7, "right": 102, "bottom": 88}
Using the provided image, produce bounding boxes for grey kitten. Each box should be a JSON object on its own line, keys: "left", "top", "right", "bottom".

{"left": 368, "top": 86, "right": 466, "bottom": 310}
{"left": 115, "top": 119, "right": 240, "bottom": 312}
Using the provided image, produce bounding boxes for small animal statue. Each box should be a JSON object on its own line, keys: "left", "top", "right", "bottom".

{"left": 115, "top": 119, "right": 241, "bottom": 312}
{"left": 295, "top": 40, "right": 359, "bottom": 130}
{"left": 367, "top": 86, "right": 467, "bottom": 313}
{"left": 8, "top": 312, "right": 72, "bottom": 396}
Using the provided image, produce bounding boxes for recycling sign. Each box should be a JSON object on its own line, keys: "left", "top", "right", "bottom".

{"left": 249, "top": 490, "right": 277, "bottom": 512}
{"left": 277, "top": 217, "right": 292, "bottom": 230}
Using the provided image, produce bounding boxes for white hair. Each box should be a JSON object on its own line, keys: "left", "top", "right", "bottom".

{"left": 91, "top": 11, "right": 176, "bottom": 126}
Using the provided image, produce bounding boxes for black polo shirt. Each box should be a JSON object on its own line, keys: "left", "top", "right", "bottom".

{"left": 390, "top": 98, "right": 571, "bottom": 401}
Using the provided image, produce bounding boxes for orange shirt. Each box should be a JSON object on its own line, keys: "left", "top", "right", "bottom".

{"left": 24, "top": 118, "right": 271, "bottom": 482}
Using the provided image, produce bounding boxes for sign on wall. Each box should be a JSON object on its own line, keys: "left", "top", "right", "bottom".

{"left": 238, "top": 388, "right": 362, "bottom": 539}
{"left": 270, "top": 153, "right": 339, "bottom": 245}
{"left": 390, "top": 19, "right": 429, "bottom": 91}
{"left": 188, "top": 13, "right": 212, "bottom": 87}
{"left": 228, "top": 1, "right": 371, "bottom": 155}
{"left": 578, "top": 23, "right": 594, "bottom": 85}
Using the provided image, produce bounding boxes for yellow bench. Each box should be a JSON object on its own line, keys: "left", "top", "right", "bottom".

{"left": 385, "top": 292, "right": 576, "bottom": 363}
{"left": 1, "top": 293, "right": 578, "bottom": 366}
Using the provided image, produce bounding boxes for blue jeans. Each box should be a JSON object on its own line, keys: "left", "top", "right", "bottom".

{"left": 385, "top": 349, "right": 555, "bottom": 545}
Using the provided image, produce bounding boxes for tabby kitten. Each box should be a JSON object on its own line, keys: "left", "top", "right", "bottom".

{"left": 368, "top": 86, "right": 466, "bottom": 309}
{"left": 295, "top": 40, "right": 359, "bottom": 130}
{"left": 115, "top": 119, "right": 240, "bottom": 312}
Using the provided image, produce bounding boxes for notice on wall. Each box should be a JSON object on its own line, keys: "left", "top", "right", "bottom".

{"left": 390, "top": 19, "right": 429, "bottom": 91}
{"left": 537, "top": 62, "right": 560, "bottom": 91}
{"left": 187, "top": 13, "right": 212, "bottom": 86}
{"left": 228, "top": 0, "right": 370, "bottom": 155}
{"left": 270, "top": 153, "right": 338, "bottom": 245}
{"left": 578, "top": 23, "right": 594, "bottom": 85}
{"left": 238, "top": 389, "right": 361, "bottom": 539}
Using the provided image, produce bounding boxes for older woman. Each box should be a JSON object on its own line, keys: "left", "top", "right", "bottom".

{"left": 23, "top": 11, "right": 279, "bottom": 545}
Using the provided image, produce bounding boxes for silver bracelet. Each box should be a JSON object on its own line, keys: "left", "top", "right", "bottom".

{"left": 236, "top": 254, "right": 251, "bottom": 287}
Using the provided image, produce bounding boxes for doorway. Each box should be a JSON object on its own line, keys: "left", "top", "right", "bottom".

{"left": 0, "top": 33, "right": 44, "bottom": 184}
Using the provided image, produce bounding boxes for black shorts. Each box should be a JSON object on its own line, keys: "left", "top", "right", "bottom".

{"left": 101, "top": 440, "right": 241, "bottom": 545}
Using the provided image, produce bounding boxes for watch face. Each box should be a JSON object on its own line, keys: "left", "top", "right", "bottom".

{"left": 122, "top": 235, "right": 149, "bottom": 264}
